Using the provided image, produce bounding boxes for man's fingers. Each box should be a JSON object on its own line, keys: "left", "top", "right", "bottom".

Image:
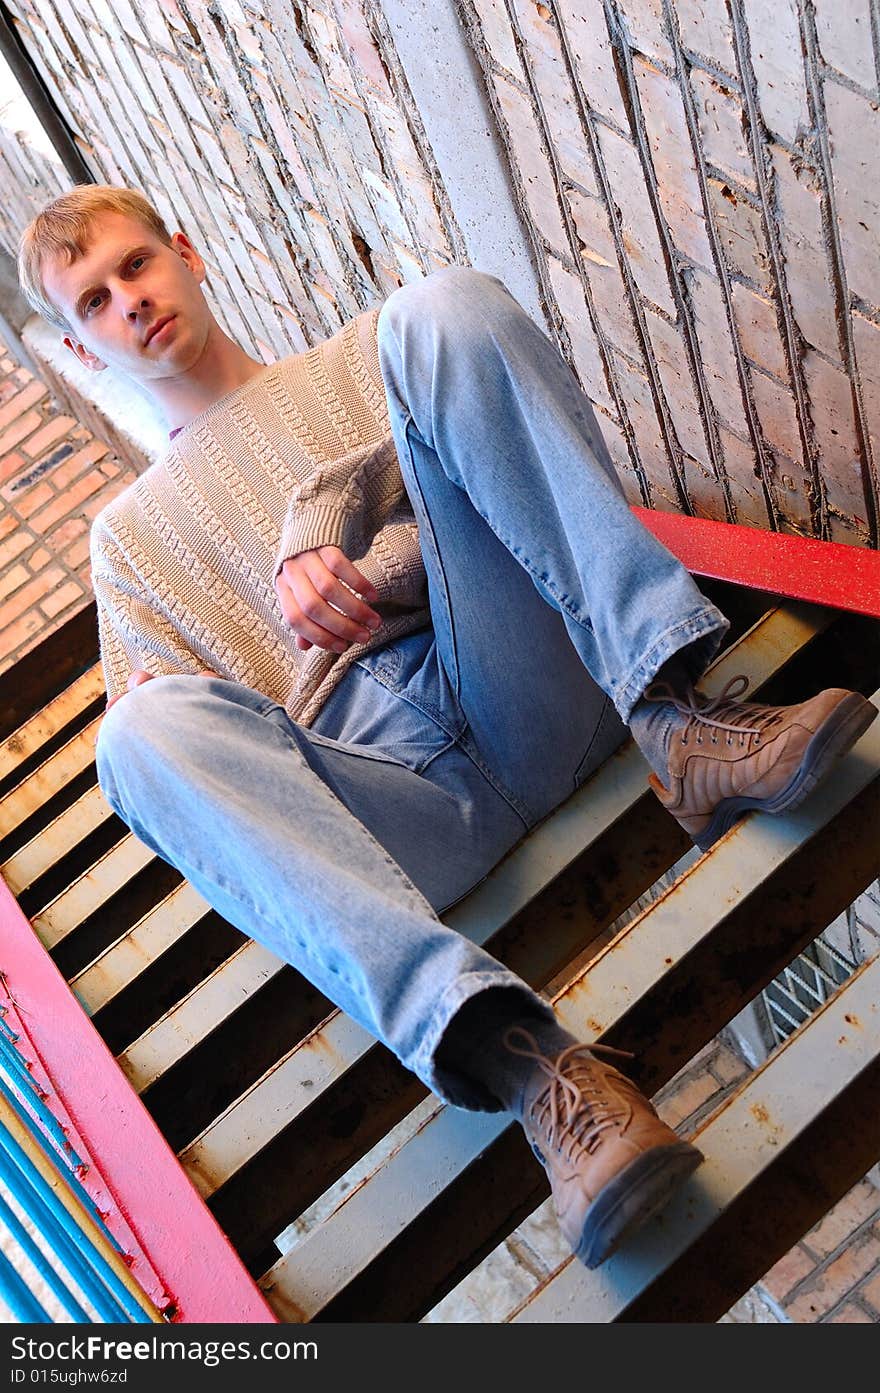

{"left": 106, "top": 669, "right": 154, "bottom": 711}
{"left": 301, "top": 553, "right": 382, "bottom": 631}
{"left": 277, "top": 564, "right": 380, "bottom": 649}
{"left": 318, "top": 546, "right": 379, "bottom": 602}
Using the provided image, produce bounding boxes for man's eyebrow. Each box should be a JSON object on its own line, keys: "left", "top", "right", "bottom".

{"left": 73, "top": 246, "right": 150, "bottom": 315}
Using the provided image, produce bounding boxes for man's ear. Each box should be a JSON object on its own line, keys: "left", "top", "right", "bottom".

{"left": 171, "top": 230, "right": 206, "bottom": 284}
{"left": 62, "top": 336, "right": 107, "bottom": 372}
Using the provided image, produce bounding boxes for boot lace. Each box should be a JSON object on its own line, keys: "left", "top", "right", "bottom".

{"left": 644, "top": 673, "right": 788, "bottom": 749}
{"left": 504, "top": 1027, "right": 635, "bottom": 1163}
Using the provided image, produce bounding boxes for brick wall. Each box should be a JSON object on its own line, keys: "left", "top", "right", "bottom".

{"left": 459, "top": 0, "right": 880, "bottom": 545}
{"left": 0, "top": 352, "right": 136, "bottom": 669}
{"left": 1, "top": 2, "right": 878, "bottom": 550}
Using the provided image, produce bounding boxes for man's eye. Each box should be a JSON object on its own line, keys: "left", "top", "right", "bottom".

{"left": 130, "top": 256, "right": 146, "bottom": 271}
{"left": 86, "top": 294, "right": 104, "bottom": 313}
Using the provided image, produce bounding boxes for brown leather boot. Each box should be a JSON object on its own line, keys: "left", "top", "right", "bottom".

{"left": 642, "top": 675, "right": 877, "bottom": 851}
{"left": 506, "top": 1028, "right": 702, "bottom": 1269}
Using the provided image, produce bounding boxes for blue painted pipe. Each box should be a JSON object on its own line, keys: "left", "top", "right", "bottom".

{"left": 0, "top": 1187, "right": 91, "bottom": 1321}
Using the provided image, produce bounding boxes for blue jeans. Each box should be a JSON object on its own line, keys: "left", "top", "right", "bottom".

{"left": 96, "top": 268, "right": 728, "bottom": 1110}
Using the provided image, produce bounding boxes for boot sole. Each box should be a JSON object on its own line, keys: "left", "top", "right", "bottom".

{"left": 577, "top": 1141, "right": 703, "bottom": 1270}
{"left": 687, "top": 694, "right": 877, "bottom": 853}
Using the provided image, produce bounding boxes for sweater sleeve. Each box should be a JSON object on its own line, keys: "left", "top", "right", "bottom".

{"left": 90, "top": 513, "right": 210, "bottom": 701}
{"left": 274, "top": 435, "right": 408, "bottom": 572}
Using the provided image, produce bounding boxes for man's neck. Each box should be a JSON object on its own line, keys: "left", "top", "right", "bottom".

{"left": 150, "top": 326, "right": 267, "bottom": 432}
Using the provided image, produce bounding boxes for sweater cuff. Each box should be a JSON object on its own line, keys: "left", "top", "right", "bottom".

{"left": 275, "top": 504, "right": 358, "bottom": 574}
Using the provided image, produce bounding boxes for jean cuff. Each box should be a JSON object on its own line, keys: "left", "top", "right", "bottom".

{"left": 616, "top": 603, "right": 730, "bottom": 724}
{"left": 413, "top": 969, "right": 556, "bottom": 1111}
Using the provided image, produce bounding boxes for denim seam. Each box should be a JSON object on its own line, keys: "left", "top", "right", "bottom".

{"left": 399, "top": 413, "right": 463, "bottom": 701}
{"left": 412, "top": 969, "right": 556, "bottom": 1112}
{"left": 616, "top": 607, "right": 729, "bottom": 721}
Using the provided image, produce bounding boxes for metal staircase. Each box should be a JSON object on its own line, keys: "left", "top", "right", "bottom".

{"left": 1, "top": 580, "right": 878, "bottom": 1323}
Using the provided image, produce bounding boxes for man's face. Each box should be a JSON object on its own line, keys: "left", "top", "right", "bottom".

{"left": 42, "top": 211, "right": 215, "bottom": 384}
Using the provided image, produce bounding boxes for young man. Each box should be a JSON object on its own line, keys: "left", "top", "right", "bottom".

{"left": 19, "top": 186, "right": 877, "bottom": 1274}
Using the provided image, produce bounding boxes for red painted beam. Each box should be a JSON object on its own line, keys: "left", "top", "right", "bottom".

{"left": 0, "top": 880, "right": 278, "bottom": 1324}
{"left": 635, "top": 508, "right": 880, "bottom": 619}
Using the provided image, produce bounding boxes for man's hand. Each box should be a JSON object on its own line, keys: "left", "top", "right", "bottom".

{"left": 275, "top": 545, "right": 382, "bottom": 653}
{"left": 105, "top": 668, "right": 219, "bottom": 711}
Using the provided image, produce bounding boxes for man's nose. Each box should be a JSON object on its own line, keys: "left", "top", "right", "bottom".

{"left": 121, "top": 292, "right": 150, "bottom": 322}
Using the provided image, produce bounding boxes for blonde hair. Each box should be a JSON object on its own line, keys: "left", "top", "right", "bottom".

{"left": 18, "top": 185, "right": 173, "bottom": 331}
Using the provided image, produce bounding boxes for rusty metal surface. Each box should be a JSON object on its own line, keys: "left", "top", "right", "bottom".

{"left": 0, "top": 665, "right": 103, "bottom": 786}
{"left": 178, "top": 1011, "right": 372, "bottom": 1199}
{"left": 256, "top": 694, "right": 879, "bottom": 1321}
{"left": 157, "top": 603, "right": 846, "bottom": 1265}
{"left": 30, "top": 835, "right": 155, "bottom": 951}
{"left": 0, "top": 717, "right": 101, "bottom": 841}
{"left": 1, "top": 785, "right": 114, "bottom": 896}
{"left": 512, "top": 954, "right": 880, "bottom": 1323}
{"left": 70, "top": 880, "right": 212, "bottom": 1015}
{"left": 117, "top": 940, "right": 287, "bottom": 1094}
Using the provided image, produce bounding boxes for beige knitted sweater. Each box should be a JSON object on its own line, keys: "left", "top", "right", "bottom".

{"left": 90, "top": 308, "right": 431, "bottom": 722}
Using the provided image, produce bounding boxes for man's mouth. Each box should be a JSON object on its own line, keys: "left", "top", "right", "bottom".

{"left": 144, "top": 315, "right": 175, "bottom": 347}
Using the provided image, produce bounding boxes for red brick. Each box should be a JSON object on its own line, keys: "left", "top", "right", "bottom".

{"left": 771, "top": 146, "right": 839, "bottom": 361}
{"left": 0, "top": 567, "right": 65, "bottom": 631}
{"left": 829, "top": 1301, "right": 873, "bottom": 1323}
{"left": 656, "top": 1069, "right": 721, "bottom": 1128}
{"left": 616, "top": 0, "right": 673, "bottom": 65}
{"left": 859, "top": 1263, "right": 880, "bottom": 1314}
{"left": 0, "top": 563, "right": 29, "bottom": 603}
{"left": 785, "top": 1233, "right": 880, "bottom": 1321}
{"left": 633, "top": 57, "right": 713, "bottom": 270}
{"left": 595, "top": 122, "right": 675, "bottom": 315}
{"left": 14, "top": 483, "right": 55, "bottom": 520}
{"left": 0, "top": 409, "right": 44, "bottom": 456}
{"left": 0, "top": 378, "right": 48, "bottom": 433}
{"left": 567, "top": 188, "right": 643, "bottom": 359}
{"left": 28, "top": 547, "right": 51, "bottom": 571}
{"left": 690, "top": 70, "right": 755, "bottom": 192}
{"left": 814, "top": 0, "right": 875, "bottom": 88}
{"left": 40, "top": 580, "right": 85, "bottom": 620}
{"left": 751, "top": 371, "right": 800, "bottom": 457}
{"left": 731, "top": 283, "right": 788, "bottom": 379}
{"left": 21, "top": 416, "right": 77, "bottom": 460}
{"left": 0, "top": 530, "right": 31, "bottom": 570}
{"left": 47, "top": 516, "right": 88, "bottom": 551}
{"left": 689, "top": 267, "right": 749, "bottom": 435}
{"left": 0, "top": 451, "right": 29, "bottom": 487}
{"left": 675, "top": 0, "right": 738, "bottom": 73}
{"left": 744, "top": 0, "right": 809, "bottom": 144}
{"left": 494, "top": 73, "right": 569, "bottom": 259}
{"left": 64, "top": 535, "right": 92, "bottom": 570}
{"left": 804, "top": 1180, "right": 880, "bottom": 1259}
{"left": 762, "top": 1243, "right": 815, "bottom": 1302}
{"left": 824, "top": 82, "right": 880, "bottom": 307}
{"left": 0, "top": 610, "right": 44, "bottom": 664}
{"left": 802, "top": 351, "right": 867, "bottom": 526}
{"left": 545, "top": 255, "right": 613, "bottom": 411}
{"left": 50, "top": 440, "right": 110, "bottom": 490}
{"left": 30, "top": 471, "right": 106, "bottom": 536}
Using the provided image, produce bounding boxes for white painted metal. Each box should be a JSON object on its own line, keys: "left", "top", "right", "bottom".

{"left": 511, "top": 954, "right": 880, "bottom": 1321}
{"left": 116, "top": 939, "right": 287, "bottom": 1093}
{"left": 0, "top": 665, "right": 103, "bottom": 784}
{"left": 169, "top": 605, "right": 837, "bottom": 1203}
{"left": 256, "top": 690, "right": 880, "bottom": 1318}
{"left": 179, "top": 1012, "right": 372, "bottom": 1199}
{"left": 0, "top": 717, "right": 102, "bottom": 839}
{"left": 70, "top": 880, "right": 212, "bottom": 1015}
{"left": 1, "top": 784, "right": 114, "bottom": 895}
{"left": 446, "top": 602, "right": 831, "bottom": 943}
{"left": 30, "top": 834, "right": 155, "bottom": 950}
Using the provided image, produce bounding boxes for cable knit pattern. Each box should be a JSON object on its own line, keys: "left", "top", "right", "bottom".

{"left": 91, "top": 308, "right": 431, "bottom": 723}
